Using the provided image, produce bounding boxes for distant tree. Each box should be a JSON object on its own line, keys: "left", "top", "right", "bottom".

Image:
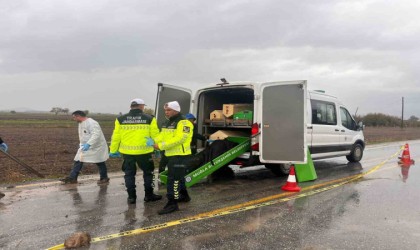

{"left": 406, "top": 115, "right": 419, "bottom": 127}
{"left": 361, "top": 113, "right": 400, "bottom": 127}
{"left": 144, "top": 108, "right": 155, "bottom": 116}
{"left": 408, "top": 115, "right": 418, "bottom": 122}
{"left": 61, "top": 108, "right": 69, "bottom": 114}
{"left": 84, "top": 110, "right": 89, "bottom": 115}
{"left": 50, "top": 107, "right": 62, "bottom": 115}
{"left": 10, "top": 110, "right": 16, "bottom": 114}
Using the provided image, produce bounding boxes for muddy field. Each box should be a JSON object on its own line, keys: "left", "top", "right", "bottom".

{"left": 0, "top": 113, "right": 120, "bottom": 183}
{"left": 1, "top": 113, "right": 419, "bottom": 184}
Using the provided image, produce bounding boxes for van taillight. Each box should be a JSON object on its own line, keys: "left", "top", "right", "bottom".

{"left": 251, "top": 123, "right": 259, "bottom": 151}
{"left": 251, "top": 123, "right": 259, "bottom": 135}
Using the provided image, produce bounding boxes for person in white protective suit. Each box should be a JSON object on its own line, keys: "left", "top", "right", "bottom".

{"left": 60, "top": 110, "right": 110, "bottom": 184}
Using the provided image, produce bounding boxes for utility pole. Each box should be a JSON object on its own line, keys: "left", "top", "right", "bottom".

{"left": 401, "top": 97, "right": 404, "bottom": 128}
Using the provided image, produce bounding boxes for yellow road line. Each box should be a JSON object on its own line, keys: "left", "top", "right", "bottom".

{"left": 46, "top": 146, "right": 402, "bottom": 250}
{"left": 12, "top": 182, "right": 61, "bottom": 189}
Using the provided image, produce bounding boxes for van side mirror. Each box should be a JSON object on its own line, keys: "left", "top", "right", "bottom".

{"left": 357, "top": 121, "right": 365, "bottom": 131}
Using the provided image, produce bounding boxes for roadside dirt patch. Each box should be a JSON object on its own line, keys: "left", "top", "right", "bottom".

{"left": 363, "top": 126, "right": 420, "bottom": 144}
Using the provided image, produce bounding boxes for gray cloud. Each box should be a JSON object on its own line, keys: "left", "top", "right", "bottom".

{"left": 1, "top": 0, "right": 419, "bottom": 117}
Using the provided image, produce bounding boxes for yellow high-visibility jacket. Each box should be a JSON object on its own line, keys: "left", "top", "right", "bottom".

{"left": 109, "top": 109, "right": 159, "bottom": 155}
{"left": 155, "top": 113, "right": 193, "bottom": 156}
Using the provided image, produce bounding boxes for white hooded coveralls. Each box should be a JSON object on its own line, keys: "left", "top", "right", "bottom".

{"left": 74, "top": 118, "right": 109, "bottom": 163}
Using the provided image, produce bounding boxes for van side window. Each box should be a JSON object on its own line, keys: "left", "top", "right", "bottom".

{"left": 340, "top": 107, "right": 356, "bottom": 130}
{"left": 311, "top": 100, "right": 337, "bottom": 125}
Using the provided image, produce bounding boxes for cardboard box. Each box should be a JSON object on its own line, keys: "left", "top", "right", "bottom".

{"left": 210, "top": 110, "right": 224, "bottom": 120}
{"left": 223, "top": 104, "right": 252, "bottom": 118}
{"left": 209, "top": 130, "right": 248, "bottom": 140}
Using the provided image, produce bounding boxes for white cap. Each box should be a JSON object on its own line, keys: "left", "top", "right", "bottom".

{"left": 131, "top": 98, "right": 145, "bottom": 105}
{"left": 165, "top": 101, "right": 181, "bottom": 112}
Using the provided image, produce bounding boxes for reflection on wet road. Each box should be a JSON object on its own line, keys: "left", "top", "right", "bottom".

{"left": 1, "top": 140, "right": 419, "bottom": 249}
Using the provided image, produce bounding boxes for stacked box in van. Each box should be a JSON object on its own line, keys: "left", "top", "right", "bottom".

{"left": 232, "top": 110, "right": 253, "bottom": 126}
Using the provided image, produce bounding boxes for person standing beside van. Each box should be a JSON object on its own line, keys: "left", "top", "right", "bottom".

{"left": 109, "top": 98, "right": 162, "bottom": 204}
{"left": 185, "top": 113, "right": 206, "bottom": 155}
{"left": 149, "top": 101, "right": 193, "bottom": 215}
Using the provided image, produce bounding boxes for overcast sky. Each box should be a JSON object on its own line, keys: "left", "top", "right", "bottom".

{"left": 1, "top": 0, "right": 419, "bottom": 118}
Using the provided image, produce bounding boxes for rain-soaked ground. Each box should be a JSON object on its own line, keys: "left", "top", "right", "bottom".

{"left": 1, "top": 140, "right": 420, "bottom": 250}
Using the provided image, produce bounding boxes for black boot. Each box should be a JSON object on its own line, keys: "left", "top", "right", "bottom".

{"left": 144, "top": 193, "right": 162, "bottom": 202}
{"left": 127, "top": 190, "right": 137, "bottom": 204}
{"left": 60, "top": 177, "right": 77, "bottom": 184}
{"left": 144, "top": 188, "right": 162, "bottom": 202}
{"left": 158, "top": 199, "right": 179, "bottom": 215}
{"left": 178, "top": 189, "right": 191, "bottom": 202}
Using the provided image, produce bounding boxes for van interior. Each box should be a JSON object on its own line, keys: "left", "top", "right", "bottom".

{"left": 195, "top": 86, "right": 255, "bottom": 149}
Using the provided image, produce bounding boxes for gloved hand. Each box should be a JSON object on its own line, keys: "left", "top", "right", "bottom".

{"left": 145, "top": 137, "right": 155, "bottom": 147}
{"left": 109, "top": 152, "right": 121, "bottom": 158}
{"left": 0, "top": 143, "right": 8, "bottom": 152}
{"left": 81, "top": 143, "right": 90, "bottom": 151}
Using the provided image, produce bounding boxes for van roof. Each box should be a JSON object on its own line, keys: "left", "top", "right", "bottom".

{"left": 198, "top": 81, "right": 341, "bottom": 102}
{"left": 308, "top": 90, "right": 337, "bottom": 99}
{"left": 308, "top": 90, "right": 346, "bottom": 107}
{"left": 201, "top": 80, "right": 311, "bottom": 91}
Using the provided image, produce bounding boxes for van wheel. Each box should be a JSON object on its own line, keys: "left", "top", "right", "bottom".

{"left": 265, "top": 164, "right": 290, "bottom": 176}
{"left": 346, "top": 143, "right": 363, "bottom": 162}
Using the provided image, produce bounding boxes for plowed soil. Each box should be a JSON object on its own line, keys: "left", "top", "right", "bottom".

{"left": 1, "top": 113, "right": 419, "bottom": 184}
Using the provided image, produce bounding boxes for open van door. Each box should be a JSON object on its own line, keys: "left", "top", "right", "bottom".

{"left": 155, "top": 83, "right": 192, "bottom": 128}
{"left": 260, "top": 80, "right": 307, "bottom": 164}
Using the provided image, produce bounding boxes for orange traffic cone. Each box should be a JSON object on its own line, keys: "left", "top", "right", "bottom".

{"left": 281, "top": 165, "right": 301, "bottom": 192}
{"left": 398, "top": 143, "right": 415, "bottom": 166}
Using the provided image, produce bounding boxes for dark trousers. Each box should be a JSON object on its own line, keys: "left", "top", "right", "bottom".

{"left": 158, "top": 153, "right": 168, "bottom": 173}
{"left": 122, "top": 153, "right": 155, "bottom": 198}
{"left": 70, "top": 161, "right": 108, "bottom": 180}
{"left": 166, "top": 155, "right": 189, "bottom": 200}
{"left": 191, "top": 145, "right": 198, "bottom": 155}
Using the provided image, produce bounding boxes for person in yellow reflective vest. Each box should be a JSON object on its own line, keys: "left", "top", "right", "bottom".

{"left": 150, "top": 101, "right": 193, "bottom": 215}
{"left": 109, "top": 98, "right": 161, "bottom": 204}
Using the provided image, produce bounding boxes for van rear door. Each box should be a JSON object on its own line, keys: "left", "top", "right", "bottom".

{"left": 259, "top": 81, "right": 307, "bottom": 164}
{"left": 155, "top": 83, "right": 192, "bottom": 127}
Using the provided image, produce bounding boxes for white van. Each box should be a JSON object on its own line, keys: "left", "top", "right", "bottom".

{"left": 155, "top": 80, "right": 364, "bottom": 175}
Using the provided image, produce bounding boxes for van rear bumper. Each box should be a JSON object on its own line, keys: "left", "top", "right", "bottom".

{"left": 234, "top": 153, "right": 261, "bottom": 167}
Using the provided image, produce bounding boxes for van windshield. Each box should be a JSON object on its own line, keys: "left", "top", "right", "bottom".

{"left": 340, "top": 107, "right": 357, "bottom": 130}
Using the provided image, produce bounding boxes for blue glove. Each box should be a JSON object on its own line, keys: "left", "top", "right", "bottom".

{"left": 109, "top": 152, "right": 121, "bottom": 158}
{"left": 145, "top": 137, "right": 155, "bottom": 147}
{"left": 81, "top": 143, "right": 91, "bottom": 151}
{"left": 0, "top": 143, "right": 8, "bottom": 152}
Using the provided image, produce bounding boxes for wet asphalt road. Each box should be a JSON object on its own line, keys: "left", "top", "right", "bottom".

{"left": 1, "top": 140, "right": 419, "bottom": 250}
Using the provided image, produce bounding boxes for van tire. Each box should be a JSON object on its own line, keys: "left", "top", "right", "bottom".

{"left": 346, "top": 143, "right": 363, "bottom": 162}
{"left": 265, "top": 164, "right": 290, "bottom": 176}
